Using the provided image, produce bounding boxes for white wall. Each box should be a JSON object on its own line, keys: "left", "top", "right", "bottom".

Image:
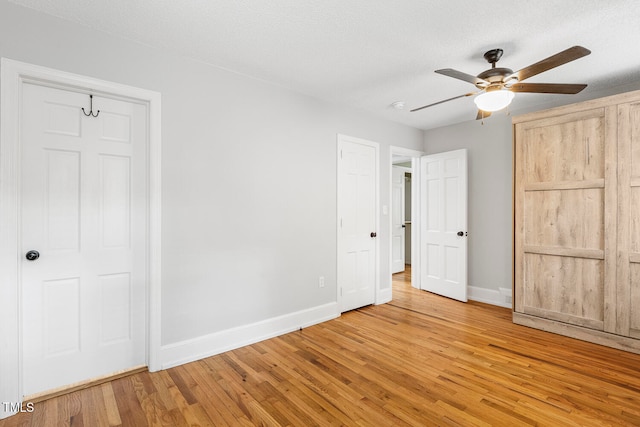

{"left": 0, "top": 1, "right": 422, "bottom": 365}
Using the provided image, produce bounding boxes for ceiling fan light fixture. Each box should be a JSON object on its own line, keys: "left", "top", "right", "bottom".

{"left": 474, "top": 89, "right": 514, "bottom": 112}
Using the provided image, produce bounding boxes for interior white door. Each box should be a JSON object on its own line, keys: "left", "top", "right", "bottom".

{"left": 420, "top": 149, "right": 468, "bottom": 302}
{"left": 391, "top": 166, "right": 406, "bottom": 273}
{"left": 21, "top": 83, "right": 147, "bottom": 396}
{"left": 337, "top": 136, "right": 378, "bottom": 312}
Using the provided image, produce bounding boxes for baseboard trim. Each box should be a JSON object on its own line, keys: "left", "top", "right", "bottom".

{"left": 377, "top": 287, "right": 392, "bottom": 305}
{"left": 160, "top": 302, "right": 340, "bottom": 369}
{"left": 468, "top": 286, "right": 512, "bottom": 308}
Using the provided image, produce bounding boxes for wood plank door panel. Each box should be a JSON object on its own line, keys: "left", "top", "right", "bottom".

{"left": 618, "top": 101, "right": 640, "bottom": 338}
{"left": 514, "top": 108, "right": 614, "bottom": 331}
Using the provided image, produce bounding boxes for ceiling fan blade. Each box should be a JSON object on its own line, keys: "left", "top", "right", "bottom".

{"left": 435, "top": 69, "right": 489, "bottom": 87}
{"left": 476, "top": 110, "right": 492, "bottom": 120}
{"left": 509, "top": 82, "right": 587, "bottom": 94}
{"left": 509, "top": 46, "right": 591, "bottom": 82}
{"left": 410, "top": 92, "right": 477, "bottom": 112}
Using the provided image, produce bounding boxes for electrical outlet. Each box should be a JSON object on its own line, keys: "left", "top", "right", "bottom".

{"left": 319, "top": 276, "right": 325, "bottom": 288}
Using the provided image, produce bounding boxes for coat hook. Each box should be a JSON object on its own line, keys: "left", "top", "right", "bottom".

{"left": 82, "top": 94, "right": 100, "bottom": 117}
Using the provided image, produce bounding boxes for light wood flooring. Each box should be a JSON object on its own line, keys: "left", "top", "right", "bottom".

{"left": 3, "top": 266, "right": 640, "bottom": 426}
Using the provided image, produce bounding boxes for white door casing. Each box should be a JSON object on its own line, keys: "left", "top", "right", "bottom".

{"left": 0, "top": 58, "right": 161, "bottom": 419}
{"left": 391, "top": 166, "right": 406, "bottom": 273}
{"left": 420, "top": 149, "right": 468, "bottom": 302}
{"left": 337, "top": 134, "right": 378, "bottom": 312}
{"left": 20, "top": 84, "right": 146, "bottom": 395}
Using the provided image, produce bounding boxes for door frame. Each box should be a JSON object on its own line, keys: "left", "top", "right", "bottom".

{"left": 336, "top": 134, "right": 380, "bottom": 311}
{"left": 0, "top": 58, "right": 162, "bottom": 416}
{"left": 389, "top": 146, "right": 423, "bottom": 289}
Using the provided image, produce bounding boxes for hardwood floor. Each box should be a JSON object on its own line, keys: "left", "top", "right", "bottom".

{"left": 4, "top": 266, "right": 640, "bottom": 426}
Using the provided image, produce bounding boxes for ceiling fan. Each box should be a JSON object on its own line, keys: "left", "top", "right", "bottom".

{"left": 411, "top": 46, "right": 591, "bottom": 119}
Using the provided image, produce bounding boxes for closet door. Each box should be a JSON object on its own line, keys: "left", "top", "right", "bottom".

{"left": 617, "top": 101, "right": 640, "bottom": 338}
{"left": 514, "top": 108, "right": 616, "bottom": 331}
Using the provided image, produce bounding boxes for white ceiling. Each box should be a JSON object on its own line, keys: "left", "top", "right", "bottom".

{"left": 10, "top": 0, "right": 640, "bottom": 130}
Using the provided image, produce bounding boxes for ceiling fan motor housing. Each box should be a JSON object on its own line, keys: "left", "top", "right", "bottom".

{"left": 476, "top": 67, "right": 514, "bottom": 87}
{"left": 475, "top": 49, "right": 515, "bottom": 88}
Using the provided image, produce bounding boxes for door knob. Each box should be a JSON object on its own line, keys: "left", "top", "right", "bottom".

{"left": 25, "top": 250, "right": 40, "bottom": 261}
{"left": 370, "top": 232, "right": 377, "bottom": 238}
{"left": 457, "top": 231, "right": 464, "bottom": 237}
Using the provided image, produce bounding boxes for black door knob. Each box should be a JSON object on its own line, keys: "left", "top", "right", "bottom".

{"left": 457, "top": 231, "right": 464, "bottom": 237}
{"left": 370, "top": 232, "right": 377, "bottom": 238}
{"left": 25, "top": 250, "right": 40, "bottom": 261}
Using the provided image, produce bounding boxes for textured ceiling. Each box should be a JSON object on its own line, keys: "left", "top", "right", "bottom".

{"left": 9, "top": 0, "right": 640, "bottom": 130}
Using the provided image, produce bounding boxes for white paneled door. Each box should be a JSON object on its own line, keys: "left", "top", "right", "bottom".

{"left": 337, "top": 135, "right": 378, "bottom": 312}
{"left": 391, "top": 166, "right": 406, "bottom": 274}
{"left": 20, "top": 83, "right": 147, "bottom": 396}
{"left": 420, "top": 149, "right": 468, "bottom": 302}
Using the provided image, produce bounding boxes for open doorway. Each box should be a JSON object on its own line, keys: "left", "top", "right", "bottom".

{"left": 390, "top": 146, "right": 423, "bottom": 290}
{"left": 391, "top": 163, "right": 411, "bottom": 273}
